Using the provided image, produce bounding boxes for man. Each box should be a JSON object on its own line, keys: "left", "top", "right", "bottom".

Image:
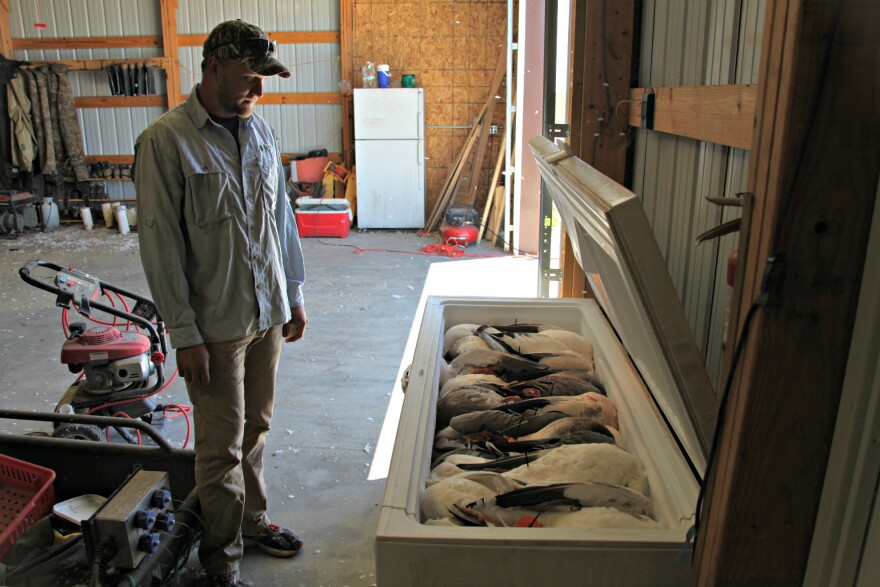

{"left": 133, "top": 19, "right": 307, "bottom": 587}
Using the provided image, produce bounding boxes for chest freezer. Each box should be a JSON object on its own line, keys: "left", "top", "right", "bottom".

{"left": 375, "top": 137, "right": 718, "bottom": 586}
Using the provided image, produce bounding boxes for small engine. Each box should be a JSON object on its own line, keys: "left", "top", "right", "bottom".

{"left": 61, "top": 323, "right": 155, "bottom": 394}
{"left": 0, "top": 191, "right": 40, "bottom": 237}
{"left": 440, "top": 204, "right": 479, "bottom": 246}
{"left": 444, "top": 204, "right": 478, "bottom": 227}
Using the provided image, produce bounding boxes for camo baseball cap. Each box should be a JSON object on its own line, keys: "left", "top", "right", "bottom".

{"left": 203, "top": 20, "right": 291, "bottom": 78}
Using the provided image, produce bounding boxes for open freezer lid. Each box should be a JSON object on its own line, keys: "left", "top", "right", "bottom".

{"left": 530, "top": 136, "right": 717, "bottom": 473}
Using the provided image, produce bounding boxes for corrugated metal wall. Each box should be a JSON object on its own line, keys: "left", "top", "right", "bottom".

{"left": 633, "top": 0, "right": 764, "bottom": 386}
{"left": 177, "top": 0, "right": 342, "bottom": 154}
{"left": 9, "top": 0, "right": 341, "bottom": 199}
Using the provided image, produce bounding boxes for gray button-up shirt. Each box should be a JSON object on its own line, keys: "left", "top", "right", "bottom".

{"left": 134, "top": 88, "right": 305, "bottom": 349}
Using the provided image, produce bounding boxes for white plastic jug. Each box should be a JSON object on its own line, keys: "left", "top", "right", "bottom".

{"left": 80, "top": 206, "right": 94, "bottom": 230}
{"left": 126, "top": 206, "right": 137, "bottom": 228}
{"left": 101, "top": 203, "right": 115, "bottom": 227}
{"left": 115, "top": 204, "right": 130, "bottom": 235}
{"left": 40, "top": 197, "right": 59, "bottom": 231}
{"left": 362, "top": 61, "right": 376, "bottom": 88}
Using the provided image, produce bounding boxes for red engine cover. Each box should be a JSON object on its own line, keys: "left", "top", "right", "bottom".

{"left": 61, "top": 326, "right": 151, "bottom": 364}
{"left": 441, "top": 224, "right": 478, "bottom": 246}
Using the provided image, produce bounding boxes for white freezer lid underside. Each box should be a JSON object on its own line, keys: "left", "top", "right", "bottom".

{"left": 530, "top": 136, "right": 717, "bottom": 471}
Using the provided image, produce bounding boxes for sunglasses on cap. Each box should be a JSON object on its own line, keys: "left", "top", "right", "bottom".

{"left": 207, "top": 37, "right": 277, "bottom": 57}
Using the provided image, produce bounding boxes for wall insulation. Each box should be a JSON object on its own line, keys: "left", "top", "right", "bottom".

{"left": 632, "top": 0, "right": 764, "bottom": 386}
{"left": 8, "top": 0, "right": 343, "bottom": 200}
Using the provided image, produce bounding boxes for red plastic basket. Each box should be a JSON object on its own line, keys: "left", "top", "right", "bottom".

{"left": 0, "top": 454, "right": 56, "bottom": 561}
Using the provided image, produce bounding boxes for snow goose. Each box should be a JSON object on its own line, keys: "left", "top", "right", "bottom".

{"left": 503, "top": 443, "right": 650, "bottom": 497}
{"left": 507, "top": 369, "right": 606, "bottom": 397}
{"left": 537, "top": 507, "right": 662, "bottom": 530}
{"left": 420, "top": 472, "right": 521, "bottom": 521}
{"left": 442, "top": 323, "right": 480, "bottom": 356}
{"left": 439, "top": 373, "right": 507, "bottom": 399}
{"left": 440, "top": 349, "right": 551, "bottom": 388}
{"left": 436, "top": 385, "right": 506, "bottom": 429}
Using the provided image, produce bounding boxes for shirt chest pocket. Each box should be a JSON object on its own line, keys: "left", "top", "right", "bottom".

{"left": 186, "top": 167, "right": 232, "bottom": 226}
{"left": 258, "top": 146, "right": 278, "bottom": 211}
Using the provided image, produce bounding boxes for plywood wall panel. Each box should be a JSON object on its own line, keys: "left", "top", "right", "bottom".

{"left": 349, "top": 0, "right": 507, "bottom": 221}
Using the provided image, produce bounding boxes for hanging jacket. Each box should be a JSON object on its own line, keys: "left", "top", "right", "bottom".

{"left": 6, "top": 75, "right": 37, "bottom": 172}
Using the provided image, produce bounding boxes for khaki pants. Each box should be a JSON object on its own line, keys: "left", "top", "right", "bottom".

{"left": 185, "top": 325, "right": 282, "bottom": 575}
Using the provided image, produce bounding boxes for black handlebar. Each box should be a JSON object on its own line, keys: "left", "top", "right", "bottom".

{"left": 19, "top": 260, "right": 170, "bottom": 394}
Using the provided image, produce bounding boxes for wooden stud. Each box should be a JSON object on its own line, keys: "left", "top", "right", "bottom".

{"left": 76, "top": 96, "right": 166, "bottom": 109}
{"left": 85, "top": 155, "right": 135, "bottom": 165}
{"left": 488, "top": 185, "right": 505, "bottom": 246}
{"left": 254, "top": 92, "right": 343, "bottom": 105}
{"left": 627, "top": 85, "right": 757, "bottom": 150}
{"left": 0, "top": 0, "right": 12, "bottom": 57}
{"left": 564, "top": 0, "right": 635, "bottom": 297}
{"left": 85, "top": 153, "right": 342, "bottom": 167}
{"left": 569, "top": 0, "right": 635, "bottom": 185}
{"left": 24, "top": 58, "right": 169, "bottom": 71}
{"left": 339, "top": 0, "right": 354, "bottom": 167}
{"left": 176, "top": 31, "right": 340, "bottom": 47}
{"left": 462, "top": 48, "right": 506, "bottom": 206}
{"left": 160, "top": 0, "right": 182, "bottom": 110}
{"left": 75, "top": 92, "right": 340, "bottom": 109}
{"left": 477, "top": 129, "right": 506, "bottom": 243}
{"left": 12, "top": 35, "right": 163, "bottom": 50}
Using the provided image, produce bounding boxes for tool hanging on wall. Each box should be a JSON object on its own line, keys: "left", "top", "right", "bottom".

{"left": 121, "top": 64, "right": 132, "bottom": 96}
{"left": 144, "top": 63, "right": 154, "bottom": 94}
{"left": 105, "top": 63, "right": 155, "bottom": 96}
{"left": 107, "top": 64, "right": 119, "bottom": 96}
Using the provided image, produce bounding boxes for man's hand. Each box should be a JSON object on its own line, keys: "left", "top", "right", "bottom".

{"left": 283, "top": 305, "right": 308, "bottom": 343}
{"left": 177, "top": 344, "right": 210, "bottom": 385}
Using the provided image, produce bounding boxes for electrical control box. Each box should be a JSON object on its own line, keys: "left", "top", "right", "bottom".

{"left": 85, "top": 469, "right": 175, "bottom": 570}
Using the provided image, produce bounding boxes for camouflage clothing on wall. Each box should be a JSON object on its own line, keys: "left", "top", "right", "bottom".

{"left": 21, "top": 64, "right": 88, "bottom": 181}
{"left": 6, "top": 75, "right": 37, "bottom": 172}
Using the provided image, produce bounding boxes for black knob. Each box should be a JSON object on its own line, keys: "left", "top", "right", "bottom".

{"left": 155, "top": 511, "right": 176, "bottom": 532}
{"left": 151, "top": 488, "right": 172, "bottom": 509}
{"left": 138, "top": 532, "right": 160, "bottom": 553}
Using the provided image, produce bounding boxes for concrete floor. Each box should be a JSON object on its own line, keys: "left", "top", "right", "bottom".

{"left": 0, "top": 225, "right": 538, "bottom": 586}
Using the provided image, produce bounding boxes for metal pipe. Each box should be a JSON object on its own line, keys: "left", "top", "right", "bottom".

{"left": 0, "top": 409, "right": 174, "bottom": 451}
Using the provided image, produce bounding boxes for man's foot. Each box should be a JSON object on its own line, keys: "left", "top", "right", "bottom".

{"left": 208, "top": 571, "right": 240, "bottom": 586}
{"left": 243, "top": 523, "right": 304, "bottom": 557}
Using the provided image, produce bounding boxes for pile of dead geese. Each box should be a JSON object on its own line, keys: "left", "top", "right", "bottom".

{"left": 422, "top": 322, "right": 660, "bottom": 530}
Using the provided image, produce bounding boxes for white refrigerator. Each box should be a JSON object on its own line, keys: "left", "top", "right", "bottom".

{"left": 353, "top": 88, "right": 425, "bottom": 229}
